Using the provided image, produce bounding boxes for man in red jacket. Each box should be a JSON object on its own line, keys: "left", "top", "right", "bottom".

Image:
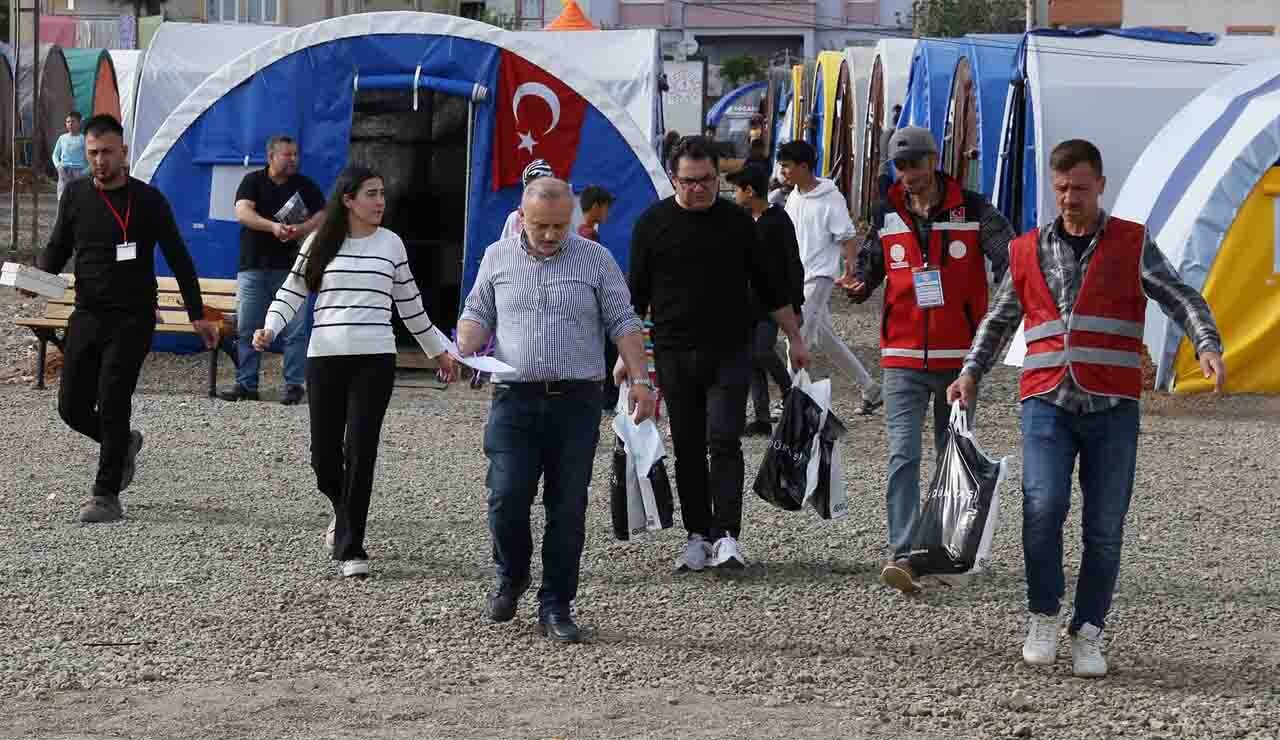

{"left": 848, "top": 127, "right": 1013, "bottom": 591}
{"left": 949, "top": 139, "right": 1225, "bottom": 678}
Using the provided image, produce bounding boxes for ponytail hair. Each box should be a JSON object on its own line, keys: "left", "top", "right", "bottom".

{"left": 304, "top": 165, "right": 381, "bottom": 293}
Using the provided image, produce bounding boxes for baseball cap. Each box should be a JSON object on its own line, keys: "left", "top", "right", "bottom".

{"left": 522, "top": 159, "right": 555, "bottom": 186}
{"left": 887, "top": 127, "right": 938, "bottom": 161}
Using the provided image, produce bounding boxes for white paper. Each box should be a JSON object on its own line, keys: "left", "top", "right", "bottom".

{"left": 1002, "top": 322, "right": 1027, "bottom": 367}
{"left": 442, "top": 336, "right": 517, "bottom": 375}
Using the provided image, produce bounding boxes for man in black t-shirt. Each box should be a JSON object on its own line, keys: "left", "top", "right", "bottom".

{"left": 219, "top": 134, "right": 325, "bottom": 404}
{"left": 621, "top": 136, "right": 809, "bottom": 572}
{"left": 31, "top": 114, "right": 218, "bottom": 523}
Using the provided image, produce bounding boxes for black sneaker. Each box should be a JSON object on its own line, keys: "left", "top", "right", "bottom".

{"left": 120, "top": 430, "right": 144, "bottom": 491}
{"left": 281, "top": 385, "right": 305, "bottom": 406}
{"left": 745, "top": 420, "right": 772, "bottom": 437}
{"left": 218, "top": 385, "right": 259, "bottom": 402}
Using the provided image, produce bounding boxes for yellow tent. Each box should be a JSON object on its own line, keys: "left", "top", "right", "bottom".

{"left": 1171, "top": 167, "right": 1280, "bottom": 393}
{"left": 790, "top": 64, "right": 807, "bottom": 142}
{"left": 812, "top": 51, "right": 844, "bottom": 178}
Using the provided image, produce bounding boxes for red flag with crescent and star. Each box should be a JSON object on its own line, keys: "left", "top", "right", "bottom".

{"left": 492, "top": 51, "right": 589, "bottom": 190}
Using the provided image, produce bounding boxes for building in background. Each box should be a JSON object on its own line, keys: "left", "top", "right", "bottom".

{"left": 1048, "top": 0, "right": 1280, "bottom": 35}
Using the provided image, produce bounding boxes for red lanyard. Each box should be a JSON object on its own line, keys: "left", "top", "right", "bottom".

{"left": 97, "top": 184, "right": 132, "bottom": 243}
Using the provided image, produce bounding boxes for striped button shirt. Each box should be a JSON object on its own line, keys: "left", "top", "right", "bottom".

{"left": 460, "top": 232, "right": 643, "bottom": 382}
{"left": 963, "top": 212, "right": 1223, "bottom": 414}
{"left": 264, "top": 227, "right": 449, "bottom": 359}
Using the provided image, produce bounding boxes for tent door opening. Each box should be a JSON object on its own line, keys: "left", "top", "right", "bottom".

{"left": 347, "top": 85, "right": 471, "bottom": 365}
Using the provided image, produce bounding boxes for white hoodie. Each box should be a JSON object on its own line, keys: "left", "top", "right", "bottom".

{"left": 785, "top": 178, "right": 857, "bottom": 281}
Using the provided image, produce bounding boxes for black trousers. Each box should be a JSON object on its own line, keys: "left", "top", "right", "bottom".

{"left": 306, "top": 353, "right": 396, "bottom": 562}
{"left": 58, "top": 309, "right": 155, "bottom": 497}
{"left": 654, "top": 342, "right": 751, "bottom": 540}
{"left": 749, "top": 319, "right": 791, "bottom": 423}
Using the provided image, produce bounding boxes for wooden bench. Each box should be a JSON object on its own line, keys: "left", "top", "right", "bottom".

{"left": 15, "top": 275, "right": 240, "bottom": 397}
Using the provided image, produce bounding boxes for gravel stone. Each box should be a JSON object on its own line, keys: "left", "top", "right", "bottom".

{"left": 1, "top": 264, "right": 1277, "bottom": 738}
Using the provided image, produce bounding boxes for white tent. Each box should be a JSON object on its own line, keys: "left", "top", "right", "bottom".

{"left": 845, "top": 45, "right": 876, "bottom": 215}
{"left": 858, "top": 38, "right": 916, "bottom": 217}
{"left": 511, "top": 29, "right": 662, "bottom": 150}
{"left": 108, "top": 49, "right": 141, "bottom": 144}
{"left": 1005, "top": 33, "right": 1280, "bottom": 232}
{"left": 129, "top": 21, "right": 289, "bottom": 165}
{"left": 1112, "top": 57, "right": 1280, "bottom": 392}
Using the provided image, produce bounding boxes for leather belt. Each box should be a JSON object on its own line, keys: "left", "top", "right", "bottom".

{"left": 493, "top": 380, "right": 599, "bottom": 396}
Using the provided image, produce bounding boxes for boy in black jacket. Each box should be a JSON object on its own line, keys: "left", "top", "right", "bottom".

{"left": 727, "top": 165, "right": 805, "bottom": 436}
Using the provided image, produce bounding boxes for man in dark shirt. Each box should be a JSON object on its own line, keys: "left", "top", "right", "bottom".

{"left": 219, "top": 134, "right": 325, "bottom": 404}
{"left": 33, "top": 114, "right": 218, "bottom": 523}
{"left": 621, "top": 136, "right": 808, "bottom": 571}
{"left": 726, "top": 164, "right": 804, "bottom": 436}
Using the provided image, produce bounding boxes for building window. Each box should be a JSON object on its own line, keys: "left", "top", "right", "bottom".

{"left": 210, "top": 0, "right": 280, "bottom": 24}
{"left": 1226, "top": 25, "right": 1276, "bottom": 36}
{"left": 460, "top": 2, "right": 485, "bottom": 19}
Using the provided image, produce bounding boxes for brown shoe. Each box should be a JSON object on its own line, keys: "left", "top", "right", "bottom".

{"left": 78, "top": 495, "right": 124, "bottom": 523}
{"left": 881, "top": 559, "right": 920, "bottom": 593}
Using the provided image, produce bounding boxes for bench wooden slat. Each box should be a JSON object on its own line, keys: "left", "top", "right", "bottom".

{"left": 60, "top": 274, "right": 239, "bottom": 296}
{"left": 44, "top": 290, "right": 237, "bottom": 312}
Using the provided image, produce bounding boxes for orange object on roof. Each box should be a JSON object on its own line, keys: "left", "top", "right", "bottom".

{"left": 545, "top": 0, "right": 598, "bottom": 30}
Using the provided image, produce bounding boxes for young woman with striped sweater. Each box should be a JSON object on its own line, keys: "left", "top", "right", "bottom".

{"left": 254, "top": 166, "right": 457, "bottom": 578}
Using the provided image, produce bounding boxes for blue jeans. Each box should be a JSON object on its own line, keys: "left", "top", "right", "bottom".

{"left": 484, "top": 383, "right": 601, "bottom": 619}
{"left": 1021, "top": 398, "right": 1140, "bottom": 632}
{"left": 235, "top": 270, "right": 309, "bottom": 391}
{"left": 883, "top": 367, "right": 972, "bottom": 559}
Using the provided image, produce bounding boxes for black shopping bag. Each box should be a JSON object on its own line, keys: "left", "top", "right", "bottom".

{"left": 753, "top": 380, "right": 824, "bottom": 511}
{"left": 907, "top": 404, "right": 1005, "bottom": 576}
{"left": 805, "top": 411, "right": 849, "bottom": 520}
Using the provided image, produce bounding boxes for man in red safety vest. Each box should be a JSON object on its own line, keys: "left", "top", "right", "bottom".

{"left": 948, "top": 139, "right": 1225, "bottom": 678}
{"left": 848, "top": 126, "right": 1014, "bottom": 591}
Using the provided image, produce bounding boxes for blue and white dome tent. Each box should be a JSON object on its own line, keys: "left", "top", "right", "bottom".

{"left": 1113, "top": 58, "right": 1280, "bottom": 394}
{"left": 897, "top": 39, "right": 962, "bottom": 151}
{"left": 994, "top": 28, "right": 1280, "bottom": 233}
{"left": 130, "top": 12, "right": 671, "bottom": 347}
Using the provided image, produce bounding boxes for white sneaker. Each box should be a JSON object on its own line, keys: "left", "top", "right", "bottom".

{"left": 1022, "top": 613, "right": 1060, "bottom": 666}
{"left": 323, "top": 515, "right": 336, "bottom": 554}
{"left": 709, "top": 535, "right": 746, "bottom": 569}
{"left": 1071, "top": 622, "right": 1108, "bottom": 677}
{"left": 340, "top": 559, "right": 370, "bottom": 578}
{"left": 676, "top": 535, "right": 712, "bottom": 572}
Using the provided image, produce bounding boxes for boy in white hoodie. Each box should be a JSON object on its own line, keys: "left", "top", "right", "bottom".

{"left": 779, "top": 141, "right": 882, "bottom": 413}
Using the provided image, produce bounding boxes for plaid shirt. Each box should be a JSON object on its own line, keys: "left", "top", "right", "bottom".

{"left": 963, "top": 212, "right": 1223, "bottom": 414}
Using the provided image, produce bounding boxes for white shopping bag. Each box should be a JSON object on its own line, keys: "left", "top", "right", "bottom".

{"left": 612, "top": 385, "right": 670, "bottom": 534}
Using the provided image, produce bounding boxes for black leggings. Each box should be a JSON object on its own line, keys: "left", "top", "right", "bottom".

{"left": 306, "top": 353, "right": 395, "bottom": 561}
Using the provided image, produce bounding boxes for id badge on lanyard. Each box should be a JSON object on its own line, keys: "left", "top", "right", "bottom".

{"left": 98, "top": 185, "right": 136, "bottom": 262}
{"left": 912, "top": 265, "right": 944, "bottom": 309}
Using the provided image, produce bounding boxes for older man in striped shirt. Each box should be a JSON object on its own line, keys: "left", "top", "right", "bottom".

{"left": 459, "top": 178, "right": 653, "bottom": 644}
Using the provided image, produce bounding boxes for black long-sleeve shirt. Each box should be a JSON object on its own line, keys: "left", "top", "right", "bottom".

{"left": 630, "top": 196, "right": 788, "bottom": 349}
{"left": 753, "top": 204, "right": 805, "bottom": 319}
{"left": 39, "top": 176, "right": 205, "bottom": 321}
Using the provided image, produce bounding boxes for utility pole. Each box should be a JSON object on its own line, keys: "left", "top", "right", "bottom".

{"left": 1026, "top": 0, "right": 1036, "bottom": 31}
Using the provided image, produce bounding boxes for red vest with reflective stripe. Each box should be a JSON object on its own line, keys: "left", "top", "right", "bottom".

{"left": 1010, "top": 217, "right": 1148, "bottom": 401}
{"left": 878, "top": 175, "right": 989, "bottom": 370}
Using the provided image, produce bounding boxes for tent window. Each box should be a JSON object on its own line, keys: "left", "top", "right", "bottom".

{"left": 348, "top": 87, "right": 469, "bottom": 337}
{"left": 1273, "top": 196, "right": 1280, "bottom": 274}
{"left": 208, "top": 165, "right": 257, "bottom": 222}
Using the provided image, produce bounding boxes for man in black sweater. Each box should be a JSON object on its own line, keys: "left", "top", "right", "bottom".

{"left": 33, "top": 114, "right": 218, "bottom": 523}
{"left": 726, "top": 164, "right": 805, "bottom": 437}
{"left": 620, "top": 136, "right": 808, "bottom": 571}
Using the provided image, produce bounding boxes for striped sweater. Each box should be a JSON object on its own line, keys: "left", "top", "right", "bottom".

{"left": 264, "top": 227, "right": 449, "bottom": 359}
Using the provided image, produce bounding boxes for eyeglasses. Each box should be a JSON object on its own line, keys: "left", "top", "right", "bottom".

{"left": 672, "top": 174, "right": 719, "bottom": 190}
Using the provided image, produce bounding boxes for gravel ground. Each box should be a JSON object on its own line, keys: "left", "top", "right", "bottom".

{"left": 1, "top": 283, "right": 1278, "bottom": 740}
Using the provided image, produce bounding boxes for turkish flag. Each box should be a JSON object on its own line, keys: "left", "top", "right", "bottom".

{"left": 492, "top": 51, "right": 589, "bottom": 190}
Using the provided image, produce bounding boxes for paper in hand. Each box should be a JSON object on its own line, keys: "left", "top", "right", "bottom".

{"left": 442, "top": 336, "right": 517, "bottom": 375}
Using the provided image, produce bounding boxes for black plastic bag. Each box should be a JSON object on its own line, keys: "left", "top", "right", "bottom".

{"left": 753, "top": 377, "right": 825, "bottom": 511}
{"left": 907, "top": 404, "right": 1005, "bottom": 576}
{"left": 609, "top": 438, "right": 675, "bottom": 541}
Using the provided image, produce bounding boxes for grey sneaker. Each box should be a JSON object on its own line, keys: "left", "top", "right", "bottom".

{"left": 120, "top": 430, "right": 144, "bottom": 491}
{"left": 341, "top": 559, "right": 371, "bottom": 578}
{"left": 79, "top": 495, "right": 124, "bottom": 523}
{"left": 857, "top": 381, "right": 883, "bottom": 415}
